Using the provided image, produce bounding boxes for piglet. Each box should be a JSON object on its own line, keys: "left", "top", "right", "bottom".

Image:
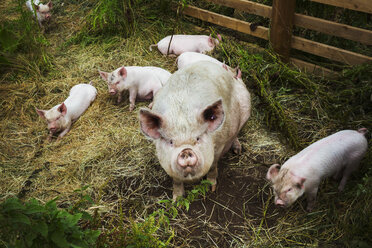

{"left": 26, "top": 0, "right": 53, "bottom": 27}
{"left": 149, "top": 34, "right": 222, "bottom": 56}
{"left": 36, "top": 82, "right": 97, "bottom": 141}
{"left": 266, "top": 128, "right": 368, "bottom": 211}
{"left": 177, "top": 52, "right": 224, "bottom": 69}
{"left": 99, "top": 66, "right": 171, "bottom": 111}
{"left": 177, "top": 52, "right": 239, "bottom": 78}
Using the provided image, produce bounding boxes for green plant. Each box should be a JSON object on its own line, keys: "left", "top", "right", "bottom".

{"left": 0, "top": 0, "right": 51, "bottom": 75}
{"left": 0, "top": 195, "right": 100, "bottom": 248}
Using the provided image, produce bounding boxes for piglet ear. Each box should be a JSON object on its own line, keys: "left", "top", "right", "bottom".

{"left": 57, "top": 103, "right": 67, "bottom": 116}
{"left": 290, "top": 171, "right": 306, "bottom": 188}
{"left": 99, "top": 70, "right": 109, "bottom": 81}
{"left": 235, "top": 69, "right": 242, "bottom": 79}
{"left": 139, "top": 108, "right": 163, "bottom": 140}
{"left": 200, "top": 99, "right": 224, "bottom": 132}
{"left": 47, "top": 1, "right": 53, "bottom": 8}
{"left": 35, "top": 108, "right": 46, "bottom": 119}
{"left": 266, "top": 164, "right": 280, "bottom": 181}
{"left": 208, "top": 35, "right": 214, "bottom": 47}
{"left": 118, "top": 67, "right": 127, "bottom": 78}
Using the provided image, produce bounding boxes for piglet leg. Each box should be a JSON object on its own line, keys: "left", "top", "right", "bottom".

{"left": 128, "top": 88, "right": 138, "bottom": 111}
{"left": 57, "top": 123, "right": 71, "bottom": 140}
{"left": 306, "top": 186, "right": 318, "bottom": 212}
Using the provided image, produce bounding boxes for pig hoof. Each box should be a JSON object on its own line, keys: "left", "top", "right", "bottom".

{"left": 232, "top": 138, "right": 242, "bottom": 155}
{"left": 129, "top": 105, "right": 135, "bottom": 111}
{"left": 148, "top": 102, "right": 154, "bottom": 109}
{"left": 211, "top": 184, "right": 216, "bottom": 192}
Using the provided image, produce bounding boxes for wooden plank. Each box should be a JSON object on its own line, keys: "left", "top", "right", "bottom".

{"left": 290, "top": 58, "right": 339, "bottom": 77}
{"left": 182, "top": 5, "right": 269, "bottom": 40}
{"left": 310, "top": 0, "right": 372, "bottom": 14}
{"left": 291, "top": 36, "right": 372, "bottom": 65}
{"left": 294, "top": 13, "right": 372, "bottom": 45}
{"left": 270, "top": 0, "right": 296, "bottom": 62}
{"left": 204, "top": 0, "right": 271, "bottom": 18}
{"left": 205, "top": 0, "right": 372, "bottom": 45}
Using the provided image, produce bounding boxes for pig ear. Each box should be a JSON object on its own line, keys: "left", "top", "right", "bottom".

{"left": 35, "top": 108, "right": 46, "bottom": 119}
{"left": 99, "top": 70, "right": 109, "bottom": 81}
{"left": 266, "top": 164, "right": 280, "bottom": 181}
{"left": 139, "top": 108, "right": 163, "bottom": 139}
{"left": 290, "top": 171, "right": 306, "bottom": 188}
{"left": 118, "top": 67, "right": 127, "bottom": 78}
{"left": 208, "top": 35, "right": 214, "bottom": 47}
{"left": 47, "top": 1, "right": 53, "bottom": 8}
{"left": 201, "top": 99, "right": 224, "bottom": 132}
{"left": 57, "top": 103, "right": 67, "bottom": 116}
{"left": 235, "top": 69, "right": 242, "bottom": 79}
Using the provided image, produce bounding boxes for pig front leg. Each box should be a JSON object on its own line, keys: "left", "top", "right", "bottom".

{"left": 172, "top": 180, "right": 185, "bottom": 201}
{"left": 117, "top": 92, "right": 123, "bottom": 104}
{"left": 207, "top": 162, "right": 218, "bottom": 192}
{"left": 128, "top": 88, "right": 138, "bottom": 111}
{"left": 57, "top": 123, "right": 71, "bottom": 141}
{"left": 305, "top": 185, "right": 319, "bottom": 211}
{"left": 232, "top": 137, "right": 242, "bottom": 155}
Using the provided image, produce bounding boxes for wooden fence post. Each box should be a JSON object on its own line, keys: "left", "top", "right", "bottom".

{"left": 270, "top": 0, "right": 296, "bottom": 63}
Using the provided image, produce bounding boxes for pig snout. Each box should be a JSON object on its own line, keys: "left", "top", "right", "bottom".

{"left": 109, "top": 89, "right": 117, "bottom": 95}
{"left": 275, "top": 198, "right": 285, "bottom": 207}
{"left": 177, "top": 148, "right": 198, "bottom": 177}
{"left": 45, "top": 13, "right": 51, "bottom": 19}
{"left": 177, "top": 149, "right": 198, "bottom": 168}
{"left": 48, "top": 123, "right": 58, "bottom": 133}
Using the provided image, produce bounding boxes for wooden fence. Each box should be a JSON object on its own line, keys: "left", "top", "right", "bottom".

{"left": 182, "top": 0, "right": 372, "bottom": 76}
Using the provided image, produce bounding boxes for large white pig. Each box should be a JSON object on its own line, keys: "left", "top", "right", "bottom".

{"left": 266, "top": 128, "right": 368, "bottom": 211}
{"left": 139, "top": 61, "right": 251, "bottom": 200}
{"left": 99, "top": 66, "right": 171, "bottom": 111}
{"left": 149, "top": 34, "right": 222, "bottom": 56}
{"left": 36, "top": 82, "right": 97, "bottom": 141}
{"left": 26, "top": 0, "right": 53, "bottom": 27}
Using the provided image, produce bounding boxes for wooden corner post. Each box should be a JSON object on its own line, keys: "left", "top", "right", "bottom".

{"left": 270, "top": 0, "right": 296, "bottom": 63}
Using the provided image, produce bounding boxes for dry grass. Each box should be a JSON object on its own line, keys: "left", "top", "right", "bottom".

{"left": 1, "top": 0, "right": 371, "bottom": 247}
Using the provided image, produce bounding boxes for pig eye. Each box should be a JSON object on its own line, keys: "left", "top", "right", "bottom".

{"left": 196, "top": 137, "right": 200, "bottom": 142}
{"left": 115, "top": 81, "right": 120, "bottom": 85}
{"left": 169, "top": 140, "right": 173, "bottom": 145}
{"left": 287, "top": 188, "right": 292, "bottom": 192}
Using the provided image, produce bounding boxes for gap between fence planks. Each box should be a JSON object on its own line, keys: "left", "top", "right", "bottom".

{"left": 290, "top": 58, "right": 339, "bottom": 77}
{"left": 291, "top": 36, "right": 372, "bottom": 65}
{"left": 204, "top": 0, "right": 372, "bottom": 45}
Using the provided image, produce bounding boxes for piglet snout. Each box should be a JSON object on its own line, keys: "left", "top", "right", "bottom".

{"left": 275, "top": 199, "right": 285, "bottom": 206}
{"left": 109, "top": 89, "right": 117, "bottom": 95}
{"left": 177, "top": 149, "right": 198, "bottom": 168}
{"left": 45, "top": 13, "right": 51, "bottom": 19}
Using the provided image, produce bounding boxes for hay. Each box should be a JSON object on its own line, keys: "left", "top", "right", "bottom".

{"left": 1, "top": 0, "right": 371, "bottom": 247}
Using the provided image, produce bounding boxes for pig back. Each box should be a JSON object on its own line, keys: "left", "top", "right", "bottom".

{"left": 152, "top": 61, "right": 247, "bottom": 144}
{"left": 64, "top": 84, "right": 97, "bottom": 121}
